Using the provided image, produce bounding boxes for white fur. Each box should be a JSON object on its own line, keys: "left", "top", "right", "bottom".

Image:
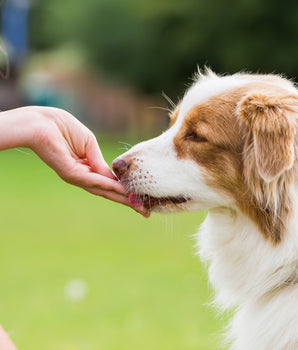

{"left": 117, "top": 72, "right": 298, "bottom": 349}
{"left": 121, "top": 132, "right": 226, "bottom": 213}
{"left": 198, "top": 200, "right": 298, "bottom": 349}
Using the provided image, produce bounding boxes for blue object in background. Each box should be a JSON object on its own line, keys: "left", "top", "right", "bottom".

{"left": 1, "top": 0, "right": 30, "bottom": 66}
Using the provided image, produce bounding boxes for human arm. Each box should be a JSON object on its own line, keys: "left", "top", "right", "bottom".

{"left": 0, "top": 106, "right": 149, "bottom": 217}
{"left": 0, "top": 326, "right": 17, "bottom": 350}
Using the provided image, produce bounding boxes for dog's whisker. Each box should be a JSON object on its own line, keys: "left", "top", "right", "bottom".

{"left": 161, "top": 91, "right": 176, "bottom": 110}
{"left": 119, "top": 147, "right": 129, "bottom": 152}
{"left": 118, "top": 141, "right": 133, "bottom": 150}
{"left": 147, "top": 106, "right": 172, "bottom": 113}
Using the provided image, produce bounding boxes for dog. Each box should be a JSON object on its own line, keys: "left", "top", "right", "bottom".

{"left": 112, "top": 69, "right": 298, "bottom": 350}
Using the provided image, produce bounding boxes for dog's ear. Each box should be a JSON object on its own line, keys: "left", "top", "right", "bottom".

{"left": 237, "top": 93, "right": 297, "bottom": 182}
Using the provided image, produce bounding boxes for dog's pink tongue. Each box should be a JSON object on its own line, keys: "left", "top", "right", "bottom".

{"left": 129, "top": 193, "right": 143, "bottom": 207}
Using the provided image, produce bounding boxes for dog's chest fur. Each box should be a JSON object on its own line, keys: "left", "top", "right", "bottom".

{"left": 198, "top": 202, "right": 298, "bottom": 349}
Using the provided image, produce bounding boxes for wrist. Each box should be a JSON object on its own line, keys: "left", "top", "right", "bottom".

{"left": 0, "top": 106, "right": 48, "bottom": 151}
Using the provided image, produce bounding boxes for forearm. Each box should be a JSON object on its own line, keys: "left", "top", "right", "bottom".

{"left": 0, "top": 107, "right": 39, "bottom": 151}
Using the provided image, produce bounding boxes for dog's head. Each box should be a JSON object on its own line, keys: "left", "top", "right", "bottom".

{"left": 112, "top": 70, "right": 298, "bottom": 243}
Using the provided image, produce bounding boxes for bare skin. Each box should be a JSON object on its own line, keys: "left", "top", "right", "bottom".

{"left": 0, "top": 327, "right": 17, "bottom": 350}
{"left": 0, "top": 106, "right": 149, "bottom": 217}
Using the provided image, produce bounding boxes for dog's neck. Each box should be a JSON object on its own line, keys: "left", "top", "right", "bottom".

{"left": 197, "top": 187, "right": 298, "bottom": 310}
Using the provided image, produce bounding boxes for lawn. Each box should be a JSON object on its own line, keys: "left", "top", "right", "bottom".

{"left": 0, "top": 139, "right": 227, "bottom": 350}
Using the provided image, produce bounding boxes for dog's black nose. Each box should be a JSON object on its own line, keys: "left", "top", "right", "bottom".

{"left": 112, "top": 158, "right": 130, "bottom": 179}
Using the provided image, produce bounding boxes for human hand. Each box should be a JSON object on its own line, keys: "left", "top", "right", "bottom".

{"left": 0, "top": 106, "right": 150, "bottom": 217}
{"left": 0, "top": 326, "right": 17, "bottom": 350}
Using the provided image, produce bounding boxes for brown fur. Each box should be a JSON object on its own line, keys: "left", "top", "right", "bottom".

{"left": 238, "top": 93, "right": 297, "bottom": 181}
{"left": 173, "top": 83, "right": 298, "bottom": 243}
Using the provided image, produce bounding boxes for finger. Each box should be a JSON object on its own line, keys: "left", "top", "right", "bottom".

{"left": 0, "top": 326, "right": 18, "bottom": 350}
{"left": 85, "top": 135, "right": 115, "bottom": 179}
{"left": 76, "top": 158, "right": 89, "bottom": 166}
{"left": 82, "top": 187, "right": 150, "bottom": 218}
{"left": 64, "top": 167, "right": 128, "bottom": 194}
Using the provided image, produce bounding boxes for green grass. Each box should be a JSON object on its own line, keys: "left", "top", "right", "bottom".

{"left": 0, "top": 141, "right": 227, "bottom": 350}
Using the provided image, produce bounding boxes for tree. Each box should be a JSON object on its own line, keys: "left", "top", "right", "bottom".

{"left": 29, "top": 0, "right": 298, "bottom": 97}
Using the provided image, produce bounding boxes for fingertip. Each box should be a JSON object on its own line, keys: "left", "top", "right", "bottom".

{"left": 133, "top": 206, "right": 151, "bottom": 218}
{"left": 111, "top": 182, "right": 129, "bottom": 195}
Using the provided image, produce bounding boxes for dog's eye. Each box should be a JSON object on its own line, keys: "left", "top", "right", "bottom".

{"left": 185, "top": 132, "right": 207, "bottom": 142}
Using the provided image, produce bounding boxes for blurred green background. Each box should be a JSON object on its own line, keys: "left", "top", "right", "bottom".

{"left": 0, "top": 0, "right": 298, "bottom": 349}
{"left": 0, "top": 146, "right": 227, "bottom": 350}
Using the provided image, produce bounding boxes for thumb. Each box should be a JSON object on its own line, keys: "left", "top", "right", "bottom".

{"left": 85, "top": 134, "right": 116, "bottom": 179}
